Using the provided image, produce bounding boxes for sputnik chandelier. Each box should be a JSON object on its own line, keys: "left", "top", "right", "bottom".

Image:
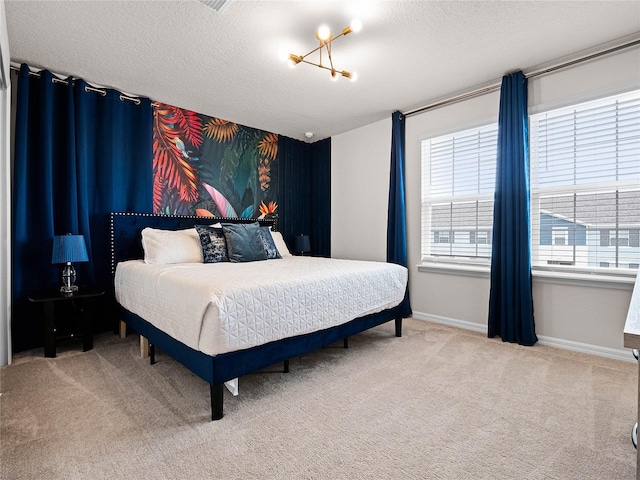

{"left": 288, "top": 19, "right": 362, "bottom": 81}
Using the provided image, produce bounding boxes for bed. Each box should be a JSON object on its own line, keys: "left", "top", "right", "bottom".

{"left": 111, "top": 212, "right": 410, "bottom": 421}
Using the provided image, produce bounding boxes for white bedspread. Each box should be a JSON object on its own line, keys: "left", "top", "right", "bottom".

{"left": 115, "top": 256, "right": 407, "bottom": 356}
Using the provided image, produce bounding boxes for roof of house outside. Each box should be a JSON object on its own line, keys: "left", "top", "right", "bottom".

{"left": 430, "top": 190, "right": 640, "bottom": 229}
{"left": 539, "top": 191, "right": 640, "bottom": 227}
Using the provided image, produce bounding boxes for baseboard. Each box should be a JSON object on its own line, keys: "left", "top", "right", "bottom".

{"left": 412, "top": 311, "right": 635, "bottom": 363}
{"left": 535, "top": 335, "right": 634, "bottom": 363}
{"left": 412, "top": 311, "right": 487, "bottom": 334}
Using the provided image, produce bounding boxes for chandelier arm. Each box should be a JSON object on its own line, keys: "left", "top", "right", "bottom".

{"left": 300, "top": 60, "right": 337, "bottom": 72}
{"left": 299, "top": 30, "right": 347, "bottom": 62}
{"left": 326, "top": 42, "right": 335, "bottom": 71}
{"left": 299, "top": 43, "right": 324, "bottom": 60}
{"left": 330, "top": 31, "right": 347, "bottom": 43}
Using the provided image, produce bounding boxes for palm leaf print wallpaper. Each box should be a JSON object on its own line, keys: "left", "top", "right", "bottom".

{"left": 153, "top": 103, "right": 278, "bottom": 218}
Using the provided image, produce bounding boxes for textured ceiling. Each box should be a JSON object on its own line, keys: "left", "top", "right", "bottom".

{"left": 4, "top": 0, "right": 640, "bottom": 142}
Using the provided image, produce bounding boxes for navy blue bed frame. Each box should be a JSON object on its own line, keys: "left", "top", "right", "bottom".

{"left": 110, "top": 212, "right": 406, "bottom": 421}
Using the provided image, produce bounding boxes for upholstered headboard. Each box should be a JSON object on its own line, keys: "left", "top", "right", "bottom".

{"left": 110, "top": 212, "right": 277, "bottom": 274}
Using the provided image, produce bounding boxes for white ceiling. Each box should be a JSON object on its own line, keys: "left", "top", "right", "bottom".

{"left": 4, "top": 0, "right": 640, "bottom": 142}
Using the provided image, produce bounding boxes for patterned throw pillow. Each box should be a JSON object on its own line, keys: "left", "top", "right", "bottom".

{"left": 195, "top": 225, "right": 228, "bottom": 263}
{"left": 221, "top": 222, "right": 268, "bottom": 263}
{"left": 258, "top": 227, "right": 282, "bottom": 260}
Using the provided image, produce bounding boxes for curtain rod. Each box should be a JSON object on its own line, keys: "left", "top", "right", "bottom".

{"left": 9, "top": 63, "right": 143, "bottom": 105}
{"left": 403, "top": 37, "right": 640, "bottom": 118}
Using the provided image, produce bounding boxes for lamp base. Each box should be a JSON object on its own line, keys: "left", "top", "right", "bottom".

{"left": 61, "top": 263, "right": 78, "bottom": 296}
{"left": 60, "top": 285, "right": 78, "bottom": 297}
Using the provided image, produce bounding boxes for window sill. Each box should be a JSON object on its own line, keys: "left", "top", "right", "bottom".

{"left": 417, "top": 262, "right": 490, "bottom": 278}
{"left": 417, "top": 261, "right": 637, "bottom": 290}
{"left": 532, "top": 269, "right": 636, "bottom": 290}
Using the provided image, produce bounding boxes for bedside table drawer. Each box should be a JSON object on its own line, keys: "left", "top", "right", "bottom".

{"left": 28, "top": 287, "right": 105, "bottom": 357}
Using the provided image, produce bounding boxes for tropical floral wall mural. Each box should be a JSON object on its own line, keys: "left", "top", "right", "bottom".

{"left": 153, "top": 103, "right": 278, "bottom": 218}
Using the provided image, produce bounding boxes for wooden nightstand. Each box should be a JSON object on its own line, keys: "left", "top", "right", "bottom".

{"left": 28, "top": 287, "right": 105, "bottom": 358}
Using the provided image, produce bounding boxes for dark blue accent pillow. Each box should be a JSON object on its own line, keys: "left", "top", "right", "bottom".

{"left": 195, "top": 225, "right": 228, "bottom": 263}
{"left": 221, "top": 222, "right": 268, "bottom": 263}
{"left": 258, "top": 227, "right": 282, "bottom": 260}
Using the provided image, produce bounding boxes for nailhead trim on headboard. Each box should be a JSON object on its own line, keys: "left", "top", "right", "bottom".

{"left": 110, "top": 212, "right": 278, "bottom": 275}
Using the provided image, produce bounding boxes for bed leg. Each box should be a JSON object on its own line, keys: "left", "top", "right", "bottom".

{"left": 119, "top": 320, "right": 127, "bottom": 339}
{"left": 149, "top": 344, "right": 156, "bottom": 365}
{"left": 140, "top": 336, "right": 149, "bottom": 358}
{"left": 283, "top": 359, "right": 289, "bottom": 373}
{"left": 211, "top": 383, "right": 224, "bottom": 421}
{"left": 395, "top": 317, "right": 403, "bottom": 337}
{"left": 343, "top": 337, "right": 349, "bottom": 349}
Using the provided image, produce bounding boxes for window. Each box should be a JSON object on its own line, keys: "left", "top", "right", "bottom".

{"left": 552, "top": 227, "right": 568, "bottom": 246}
{"left": 470, "top": 231, "right": 490, "bottom": 244}
{"left": 420, "top": 90, "right": 640, "bottom": 276}
{"left": 433, "top": 230, "right": 453, "bottom": 243}
{"left": 530, "top": 91, "right": 640, "bottom": 272}
{"left": 421, "top": 124, "right": 497, "bottom": 262}
{"left": 610, "top": 230, "right": 630, "bottom": 247}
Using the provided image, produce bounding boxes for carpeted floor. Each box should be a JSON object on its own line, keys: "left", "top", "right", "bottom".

{"left": 0, "top": 318, "right": 637, "bottom": 479}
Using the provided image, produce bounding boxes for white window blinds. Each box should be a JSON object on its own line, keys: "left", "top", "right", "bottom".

{"left": 421, "top": 124, "right": 498, "bottom": 261}
{"left": 530, "top": 90, "right": 640, "bottom": 271}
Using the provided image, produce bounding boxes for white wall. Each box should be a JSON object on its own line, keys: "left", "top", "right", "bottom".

{"left": 332, "top": 44, "right": 640, "bottom": 359}
{"left": 0, "top": 0, "right": 11, "bottom": 365}
{"left": 332, "top": 116, "right": 391, "bottom": 261}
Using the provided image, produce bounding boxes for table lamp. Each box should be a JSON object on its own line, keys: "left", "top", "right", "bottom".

{"left": 51, "top": 234, "right": 89, "bottom": 295}
{"left": 294, "top": 234, "right": 311, "bottom": 256}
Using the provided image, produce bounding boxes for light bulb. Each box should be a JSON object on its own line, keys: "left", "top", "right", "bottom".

{"left": 278, "top": 50, "right": 289, "bottom": 62}
{"left": 316, "top": 24, "right": 331, "bottom": 42}
{"left": 350, "top": 19, "right": 362, "bottom": 33}
{"left": 349, "top": 71, "right": 358, "bottom": 82}
{"left": 330, "top": 69, "right": 339, "bottom": 81}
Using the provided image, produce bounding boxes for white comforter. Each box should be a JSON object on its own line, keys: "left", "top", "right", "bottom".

{"left": 115, "top": 256, "right": 407, "bottom": 356}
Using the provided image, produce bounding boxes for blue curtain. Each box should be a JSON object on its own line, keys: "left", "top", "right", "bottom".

{"left": 310, "top": 138, "right": 331, "bottom": 257}
{"left": 277, "top": 135, "right": 331, "bottom": 258}
{"left": 12, "top": 64, "right": 152, "bottom": 351}
{"left": 277, "top": 135, "right": 311, "bottom": 253}
{"left": 387, "top": 111, "right": 412, "bottom": 317}
{"left": 488, "top": 71, "right": 537, "bottom": 346}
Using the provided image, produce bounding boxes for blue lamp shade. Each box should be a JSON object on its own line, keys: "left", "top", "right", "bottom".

{"left": 52, "top": 234, "right": 88, "bottom": 294}
{"left": 51, "top": 234, "right": 89, "bottom": 264}
{"left": 294, "top": 234, "right": 311, "bottom": 254}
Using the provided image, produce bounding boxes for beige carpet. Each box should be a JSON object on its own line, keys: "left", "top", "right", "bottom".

{"left": 1, "top": 319, "right": 637, "bottom": 480}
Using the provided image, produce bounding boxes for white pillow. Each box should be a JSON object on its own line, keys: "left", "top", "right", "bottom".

{"left": 270, "top": 231, "right": 292, "bottom": 257}
{"left": 141, "top": 227, "right": 203, "bottom": 264}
